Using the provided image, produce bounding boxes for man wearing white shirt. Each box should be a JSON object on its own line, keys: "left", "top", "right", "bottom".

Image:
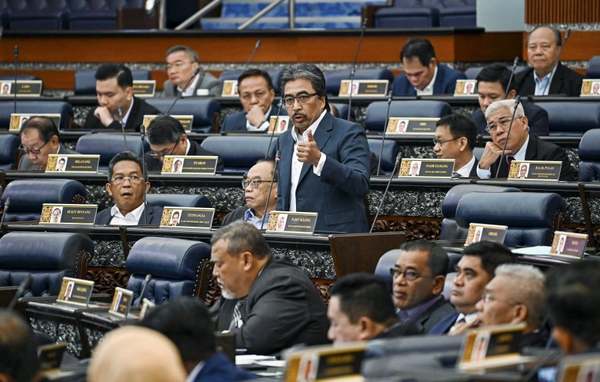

{"left": 163, "top": 45, "right": 222, "bottom": 97}
{"left": 275, "top": 64, "right": 370, "bottom": 233}
{"left": 432, "top": 114, "right": 478, "bottom": 178}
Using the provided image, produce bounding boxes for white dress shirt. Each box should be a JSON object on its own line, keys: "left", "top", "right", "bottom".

{"left": 246, "top": 106, "right": 272, "bottom": 132}
{"left": 109, "top": 203, "right": 145, "bottom": 226}
{"left": 116, "top": 96, "right": 135, "bottom": 127}
{"left": 416, "top": 66, "right": 438, "bottom": 96}
{"left": 454, "top": 155, "right": 476, "bottom": 178}
{"left": 477, "top": 135, "right": 530, "bottom": 179}
{"left": 178, "top": 72, "right": 200, "bottom": 97}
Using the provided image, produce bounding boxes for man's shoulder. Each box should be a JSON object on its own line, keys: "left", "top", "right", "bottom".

{"left": 222, "top": 206, "right": 247, "bottom": 226}
{"left": 556, "top": 62, "right": 583, "bottom": 80}
{"left": 95, "top": 207, "right": 111, "bottom": 224}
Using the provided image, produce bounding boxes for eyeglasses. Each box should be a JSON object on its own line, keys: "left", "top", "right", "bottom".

{"left": 486, "top": 116, "right": 522, "bottom": 133}
{"left": 19, "top": 141, "right": 48, "bottom": 155}
{"left": 433, "top": 137, "right": 460, "bottom": 146}
{"left": 149, "top": 140, "right": 179, "bottom": 159}
{"left": 389, "top": 267, "right": 426, "bottom": 281}
{"left": 283, "top": 93, "right": 318, "bottom": 107}
{"left": 242, "top": 178, "right": 273, "bottom": 189}
{"left": 111, "top": 175, "right": 144, "bottom": 185}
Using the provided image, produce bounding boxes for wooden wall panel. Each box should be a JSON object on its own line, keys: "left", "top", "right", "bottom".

{"left": 526, "top": 0, "right": 600, "bottom": 24}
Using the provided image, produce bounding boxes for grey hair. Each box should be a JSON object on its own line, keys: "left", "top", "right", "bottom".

{"left": 280, "top": 64, "right": 327, "bottom": 97}
{"left": 494, "top": 264, "right": 546, "bottom": 328}
{"left": 165, "top": 45, "right": 199, "bottom": 63}
{"left": 211, "top": 221, "right": 271, "bottom": 259}
{"left": 485, "top": 99, "right": 525, "bottom": 120}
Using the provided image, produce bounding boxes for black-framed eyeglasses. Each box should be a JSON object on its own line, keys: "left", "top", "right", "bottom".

{"left": 149, "top": 140, "right": 179, "bottom": 159}
{"left": 433, "top": 137, "right": 460, "bottom": 146}
{"left": 283, "top": 93, "right": 319, "bottom": 107}
{"left": 389, "top": 267, "right": 425, "bottom": 281}
{"left": 19, "top": 141, "right": 48, "bottom": 155}
{"left": 242, "top": 178, "right": 273, "bottom": 189}
{"left": 111, "top": 175, "right": 144, "bottom": 185}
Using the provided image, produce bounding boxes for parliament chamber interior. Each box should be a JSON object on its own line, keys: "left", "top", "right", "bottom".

{"left": 2, "top": 0, "right": 600, "bottom": 381}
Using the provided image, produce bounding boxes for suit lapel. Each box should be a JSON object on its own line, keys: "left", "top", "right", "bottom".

{"left": 524, "top": 135, "right": 536, "bottom": 160}
{"left": 432, "top": 65, "right": 444, "bottom": 94}
{"left": 549, "top": 63, "right": 564, "bottom": 94}
{"left": 297, "top": 113, "right": 333, "bottom": 186}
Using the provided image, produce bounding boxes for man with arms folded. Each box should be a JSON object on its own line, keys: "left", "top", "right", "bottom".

{"left": 163, "top": 45, "right": 221, "bottom": 97}
{"left": 433, "top": 114, "right": 479, "bottom": 178}
{"left": 211, "top": 221, "right": 328, "bottom": 355}
{"left": 276, "top": 64, "right": 370, "bottom": 233}
{"left": 476, "top": 99, "right": 576, "bottom": 180}
{"left": 18, "top": 116, "right": 76, "bottom": 171}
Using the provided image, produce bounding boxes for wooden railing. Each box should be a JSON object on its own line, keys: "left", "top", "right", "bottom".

{"left": 526, "top": 0, "right": 600, "bottom": 24}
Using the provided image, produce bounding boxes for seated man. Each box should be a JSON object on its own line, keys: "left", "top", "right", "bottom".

{"left": 476, "top": 264, "right": 547, "bottom": 347}
{"left": 211, "top": 221, "right": 328, "bottom": 354}
{"left": 473, "top": 63, "right": 549, "bottom": 136}
{"left": 0, "top": 310, "right": 39, "bottom": 382}
{"left": 433, "top": 114, "right": 479, "bottom": 178}
{"left": 145, "top": 116, "right": 222, "bottom": 173}
{"left": 546, "top": 261, "right": 600, "bottom": 354}
{"left": 221, "top": 69, "right": 277, "bottom": 133}
{"left": 515, "top": 26, "right": 582, "bottom": 97}
{"left": 477, "top": 99, "right": 577, "bottom": 180}
{"left": 392, "top": 240, "right": 456, "bottom": 334}
{"left": 141, "top": 297, "right": 255, "bottom": 381}
{"left": 18, "top": 116, "right": 76, "bottom": 171}
{"left": 163, "top": 45, "right": 221, "bottom": 97}
{"left": 95, "top": 152, "right": 163, "bottom": 225}
{"left": 83, "top": 63, "right": 160, "bottom": 131}
{"left": 430, "top": 241, "right": 513, "bottom": 334}
{"left": 392, "top": 38, "right": 465, "bottom": 96}
{"left": 222, "top": 160, "right": 277, "bottom": 229}
{"left": 328, "top": 273, "right": 418, "bottom": 344}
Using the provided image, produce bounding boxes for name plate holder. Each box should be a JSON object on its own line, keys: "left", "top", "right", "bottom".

{"left": 133, "top": 80, "right": 156, "bottom": 97}
{"left": 160, "top": 206, "right": 215, "bottom": 229}
{"left": 108, "top": 287, "right": 134, "bottom": 319}
{"left": 56, "top": 277, "right": 94, "bottom": 307}
{"left": 45, "top": 154, "right": 100, "bottom": 173}
{"left": 581, "top": 79, "right": 600, "bottom": 97}
{"left": 39, "top": 203, "right": 98, "bottom": 225}
{"left": 161, "top": 155, "right": 218, "bottom": 175}
{"left": 222, "top": 80, "right": 239, "bottom": 97}
{"left": 508, "top": 160, "right": 562, "bottom": 181}
{"left": 557, "top": 354, "right": 600, "bottom": 382}
{"left": 268, "top": 115, "right": 291, "bottom": 134}
{"left": 454, "top": 79, "right": 477, "bottom": 97}
{"left": 143, "top": 114, "right": 194, "bottom": 133}
{"left": 398, "top": 158, "right": 455, "bottom": 178}
{"left": 465, "top": 223, "right": 508, "bottom": 246}
{"left": 385, "top": 117, "right": 440, "bottom": 136}
{"left": 267, "top": 211, "right": 318, "bottom": 235}
{"left": 338, "top": 79, "right": 388, "bottom": 98}
{"left": 9, "top": 113, "right": 61, "bottom": 133}
{"left": 551, "top": 231, "right": 588, "bottom": 258}
{"left": 0, "top": 80, "right": 43, "bottom": 97}
{"left": 284, "top": 343, "right": 366, "bottom": 382}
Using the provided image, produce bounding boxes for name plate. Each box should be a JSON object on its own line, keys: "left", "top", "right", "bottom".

{"left": 267, "top": 211, "right": 318, "bottom": 234}
{"left": 222, "top": 80, "right": 239, "bottom": 97}
{"left": 39, "top": 203, "right": 98, "bottom": 225}
{"left": 338, "top": 79, "right": 388, "bottom": 97}
{"left": 57, "top": 277, "right": 94, "bottom": 307}
{"left": 109, "top": 287, "right": 134, "bottom": 318}
{"left": 268, "top": 115, "right": 291, "bottom": 134}
{"left": 557, "top": 354, "right": 600, "bottom": 382}
{"left": 133, "top": 80, "right": 156, "bottom": 97}
{"left": 458, "top": 323, "right": 526, "bottom": 370}
{"left": 143, "top": 114, "right": 194, "bottom": 133}
{"left": 551, "top": 231, "right": 588, "bottom": 258}
{"left": 160, "top": 206, "right": 215, "bottom": 229}
{"left": 285, "top": 343, "right": 366, "bottom": 382}
{"left": 38, "top": 343, "right": 66, "bottom": 371}
{"left": 465, "top": 223, "right": 508, "bottom": 246}
{"left": 454, "top": 79, "right": 477, "bottom": 96}
{"left": 161, "top": 155, "right": 218, "bottom": 175}
{"left": 46, "top": 154, "right": 100, "bottom": 173}
{"left": 385, "top": 117, "right": 439, "bottom": 136}
{"left": 508, "top": 160, "right": 562, "bottom": 181}
{"left": 9, "top": 113, "right": 61, "bottom": 133}
{"left": 581, "top": 79, "right": 600, "bottom": 97}
{"left": 0, "top": 80, "right": 43, "bottom": 97}
{"left": 398, "top": 158, "right": 455, "bottom": 178}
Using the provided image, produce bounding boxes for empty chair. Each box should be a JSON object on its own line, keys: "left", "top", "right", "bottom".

{"left": 464, "top": 66, "right": 483, "bottom": 80}
{"left": 364, "top": 100, "right": 452, "bottom": 132}
{"left": 587, "top": 56, "right": 600, "bottom": 79}
{"left": 455, "top": 192, "right": 565, "bottom": 247}
{"left": 1, "top": 178, "right": 87, "bottom": 222}
{"left": 438, "top": 5, "right": 475, "bottom": 27}
{"left": 200, "top": 135, "right": 276, "bottom": 174}
{"left": 66, "top": 0, "right": 123, "bottom": 30}
{"left": 74, "top": 69, "right": 151, "bottom": 95}
{"left": 323, "top": 68, "right": 395, "bottom": 96}
{"left": 578, "top": 129, "right": 600, "bottom": 181}
{"left": 145, "top": 98, "right": 220, "bottom": 133}
{"left": 536, "top": 102, "right": 600, "bottom": 136}
{"left": 0, "top": 231, "right": 93, "bottom": 296}
{"left": 368, "top": 138, "right": 399, "bottom": 175}
{"left": 0, "top": 100, "right": 73, "bottom": 130}
{"left": 6, "top": 0, "right": 67, "bottom": 30}
{"left": 146, "top": 194, "right": 211, "bottom": 208}
{"left": 330, "top": 103, "right": 354, "bottom": 120}
{"left": 75, "top": 133, "right": 145, "bottom": 168}
{"left": 126, "top": 236, "right": 212, "bottom": 304}
{"left": 0, "top": 134, "right": 20, "bottom": 170}
{"left": 374, "top": 6, "right": 439, "bottom": 28}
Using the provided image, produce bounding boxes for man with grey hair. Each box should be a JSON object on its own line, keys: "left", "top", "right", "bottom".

{"left": 210, "top": 221, "right": 328, "bottom": 354}
{"left": 275, "top": 64, "right": 371, "bottom": 233}
{"left": 163, "top": 45, "right": 222, "bottom": 97}
{"left": 476, "top": 99, "right": 575, "bottom": 180}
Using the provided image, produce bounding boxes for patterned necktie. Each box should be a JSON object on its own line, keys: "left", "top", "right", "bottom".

{"left": 229, "top": 299, "right": 245, "bottom": 330}
{"left": 504, "top": 155, "right": 515, "bottom": 177}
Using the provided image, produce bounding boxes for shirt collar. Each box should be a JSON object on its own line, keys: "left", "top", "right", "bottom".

{"left": 185, "top": 361, "right": 204, "bottom": 382}
{"left": 416, "top": 65, "right": 438, "bottom": 96}
{"left": 455, "top": 155, "right": 476, "bottom": 178}
{"left": 118, "top": 96, "right": 135, "bottom": 126}
{"left": 184, "top": 138, "right": 191, "bottom": 155}
{"left": 513, "top": 134, "right": 530, "bottom": 161}
{"left": 398, "top": 295, "right": 442, "bottom": 322}
{"left": 110, "top": 202, "right": 145, "bottom": 221}
{"left": 291, "top": 109, "right": 327, "bottom": 143}
{"left": 178, "top": 72, "right": 200, "bottom": 96}
{"left": 533, "top": 63, "right": 558, "bottom": 83}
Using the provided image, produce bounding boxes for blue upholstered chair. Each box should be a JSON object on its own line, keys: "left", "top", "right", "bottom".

{"left": 374, "top": 249, "right": 400, "bottom": 292}
{"left": 126, "top": 237, "right": 212, "bottom": 304}
{"left": 440, "top": 184, "right": 520, "bottom": 241}
{"left": 66, "top": 0, "right": 145, "bottom": 30}
{"left": 200, "top": 135, "right": 276, "bottom": 174}
{"left": 74, "top": 69, "right": 151, "bottom": 95}
{"left": 364, "top": 100, "right": 452, "bottom": 132}
{"left": 438, "top": 6, "right": 475, "bottom": 27}
{"left": 455, "top": 192, "right": 565, "bottom": 247}
{"left": 5, "top": 0, "right": 67, "bottom": 30}
{"left": 0, "top": 100, "right": 73, "bottom": 130}
{"left": 0, "top": 134, "right": 20, "bottom": 170}
{"left": 464, "top": 66, "right": 483, "bottom": 80}
{"left": 323, "top": 69, "right": 395, "bottom": 96}
{"left": 578, "top": 129, "right": 600, "bottom": 181}
{"left": 536, "top": 102, "right": 600, "bottom": 136}
{"left": 374, "top": 6, "right": 439, "bottom": 28}
{"left": 1, "top": 179, "right": 88, "bottom": 222}
{"left": 330, "top": 103, "right": 354, "bottom": 121}
{"left": 146, "top": 194, "right": 211, "bottom": 208}
{"left": 0, "top": 231, "right": 92, "bottom": 296}
{"left": 368, "top": 138, "right": 399, "bottom": 175}
{"left": 587, "top": 56, "right": 600, "bottom": 79}
{"left": 75, "top": 133, "right": 145, "bottom": 168}
{"left": 145, "top": 98, "right": 220, "bottom": 133}
{"left": 220, "top": 68, "right": 284, "bottom": 95}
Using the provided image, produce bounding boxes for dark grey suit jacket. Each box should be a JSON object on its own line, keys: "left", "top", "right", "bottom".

{"left": 515, "top": 62, "right": 583, "bottom": 97}
{"left": 403, "top": 296, "right": 457, "bottom": 335}
{"left": 162, "top": 71, "right": 222, "bottom": 97}
{"left": 221, "top": 206, "right": 246, "bottom": 226}
{"left": 18, "top": 145, "right": 77, "bottom": 172}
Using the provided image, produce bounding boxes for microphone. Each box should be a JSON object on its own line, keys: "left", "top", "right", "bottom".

{"left": 117, "top": 107, "right": 128, "bottom": 147}
{"left": 346, "top": 19, "right": 367, "bottom": 120}
{"left": 369, "top": 154, "right": 401, "bottom": 233}
{"left": 13, "top": 45, "right": 19, "bottom": 114}
{"left": 264, "top": 99, "right": 284, "bottom": 160}
{"left": 376, "top": 90, "right": 393, "bottom": 176}
{"left": 134, "top": 274, "right": 152, "bottom": 307}
{"left": 504, "top": 56, "right": 520, "bottom": 98}
{"left": 494, "top": 96, "right": 522, "bottom": 179}
{"left": 139, "top": 122, "right": 149, "bottom": 225}
{"left": 8, "top": 275, "right": 32, "bottom": 310}
{"left": 245, "top": 39, "right": 262, "bottom": 66}
{"left": 0, "top": 197, "right": 10, "bottom": 230}
{"left": 164, "top": 67, "right": 200, "bottom": 116}
{"left": 259, "top": 150, "right": 280, "bottom": 231}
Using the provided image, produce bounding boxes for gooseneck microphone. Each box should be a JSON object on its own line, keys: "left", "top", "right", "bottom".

{"left": 139, "top": 122, "right": 149, "bottom": 225}
{"left": 134, "top": 274, "right": 152, "bottom": 307}
{"left": 13, "top": 45, "right": 19, "bottom": 114}
{"left": 376, "top": 90, "right": 393, "bottom": 176}
{"left": 0, "top": 197, "right": 10, "bottom": 229}
{"left": 8, "top": 275, "right": 32, "bottom": 310}
{"left": 346, "top": 20, "right": 367, "bottom": 121}
{"left": 504, "top": 56, "right": 520, "bottom": 98}
{"left": 369, "top": 154, "right": 400, "bottom": 233}
{"left": 245, "top": 39, "right": 262, "bottom": 67}
{"left": 164, "top": 68, "right": 200, "bottom": 116}
{"left": 259, "top": 150, "right": 280, "bottom": 231}
{"left": 494, "top": 96, "right": 522, "bottom": 179}
{"left": 264, "top": 99, "right": 284, "bottom": 160}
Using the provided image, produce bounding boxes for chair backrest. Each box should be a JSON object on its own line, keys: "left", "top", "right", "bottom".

{"left": 587, "top": 56, "right": 600, "bottom": 79}
{"left": 219, "top": 68, "right": 284, "bottom": 95}
{"left": 145, "top": 98, "right": 220, "bottom": 133}
{"left": 365, "top": 100, "right": 452, "bottom": 132}
{"left": 146, "top": 194, "right": 211, "bottom": 208}
{"left": 0, "top": 231, "right": 92, "bottom": 296}
{"left": 367, "top": 138, "right": 399, "bottom": 174}
{"left": 455, "top": 192, "right": 565, "bottom": 247}
{"left": 200, "top": 135, "right": 276, "bottom": 174}
{"left": 464, "top": 66, "right": 482, "bottom": 79}
{"left": 74, "top": 69, "right": 150, "bottom": 95}
{"left": 75, "top": 133, "right": 145, "bottom": 167}
{"left": 537, "top": 102, "right": 600, "bottom": 136}
{"left": 324, "top": 68, "right": 395, "bottom": 96}
{"left": 0, "top": 134, "right": 20, "bottom": 171}
{"left": 374, "top": 249, "right": 401, "bottom": 292}
{"left": 440, "top": 184, "right": 520, "bottom": 241}
{"left": 330, "top": 103, "right": 354, "bottom": 121}
{"left": 126, "top": 236, "right": 211, "bottom": 304}
{"left": 0, "top": 100, "right": 73, "bottom": 130}
{"left": 579, "top": 128, "right": 600, "bottom": 181}
{"left": 1, "top": 178, "right": 88, "bottom": 222}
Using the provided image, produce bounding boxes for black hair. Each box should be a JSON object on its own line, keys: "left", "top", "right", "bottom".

{"left": 95, "top": 64, "right": 133, "bottom": 88}
{"left": 462, "top": 241, "right": 513, "bottom": 277}
{"left": 107, "top": 151, "right": 145, "bottom": 181}
{"left": 398, "top": 240, "right": 448, "bottom": 276}
{"left": 237, "top": 69, "right": 274, "bottom": 91}
{"left": 529, "top": 25, "right": 562, "bottom": 47}
{"left": 435, "top": 113, "right": 478, "bottom": 151}
{"left": 280, "top": 64, "right": 330, "bottom": 111}
{"left": 400, "top": 38, "right": 436, "bottom": 67}
{"left": 330, "top": 273, "right": 397, "bottom": 325}
{"left": 20, "top": 116, "right": 60, "bottom": 143}
{"left": 211, "top": 221, "right": 271, "bottom": 259}
{"left": 476, "top": 63, "right": 514, "bottom": 92}
{"left": 147, "top": 116, "right": 186, "bottom": 146}
{"left": 0, "top": 310, "right": 39, "bottom": 382}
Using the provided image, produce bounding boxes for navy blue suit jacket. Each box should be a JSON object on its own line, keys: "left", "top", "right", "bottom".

{"left": 95, "top": 204, "right": 163, "bottom": 225}
{"left": 276, "top": 113, "right": 371, "bottom": 233}
{"left": 428, "top": 311, "right": 459, "bottom": 335}
{"left": 193, "top": 353, "right": 255, "bottom": 382}
{"left": 392, "top": 64, "right": 465, "bottom": 97}
{"left": 221, "top": 105, "right": 281, "bottom": 133}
